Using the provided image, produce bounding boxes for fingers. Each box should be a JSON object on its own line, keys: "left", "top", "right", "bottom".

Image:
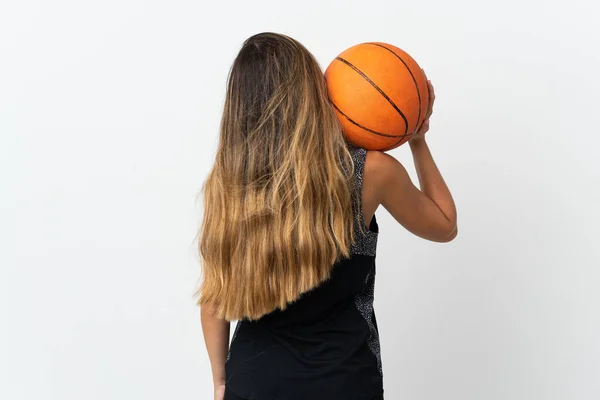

{"left": 428, "top": 80, "right": 435, "bottom": 103}
{"left": 416, "top": 69, "right": 434, "bottom": 138}
{"left": 426, "top": 79, "right": 435, "bottom": 119}
{"left": 428, "top": 81, "right": 435, "bottom": 107}
{"left": 426, "top": 84, "right": 434, "bottom": 119}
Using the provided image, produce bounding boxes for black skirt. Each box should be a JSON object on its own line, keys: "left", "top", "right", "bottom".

{"left": 224, "top": 386, "right": 246, "bottom": 400}
{"left": 224, "top": 385, "right": 384, "bottom": 400}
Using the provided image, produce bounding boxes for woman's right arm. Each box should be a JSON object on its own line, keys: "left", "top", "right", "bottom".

{"left": 368, "top": 79, "right": 457, "bottom": 242}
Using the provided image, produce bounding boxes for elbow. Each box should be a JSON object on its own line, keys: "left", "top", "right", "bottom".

{"left": 435, "top": 208, "right": 458, "bottom": 243}
{"left": 430, "top": 223, "right": 458, "bottom": 243}
{"left": 439, "top": 224, "right": 458, "bottom": 243}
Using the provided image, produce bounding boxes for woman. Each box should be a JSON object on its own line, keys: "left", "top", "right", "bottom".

{"left": 197, "top": 32, "right": 457, "bottom": 400}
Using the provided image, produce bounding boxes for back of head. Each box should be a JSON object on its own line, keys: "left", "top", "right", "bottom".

{"left": 197, "top": 32, "right": 359, "bottom": 321}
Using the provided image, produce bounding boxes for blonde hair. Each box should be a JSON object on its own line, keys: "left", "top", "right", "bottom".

{"left": 196, "top": 32, "right": 364, "bottom": 321}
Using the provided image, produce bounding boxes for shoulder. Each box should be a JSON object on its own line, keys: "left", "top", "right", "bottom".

{"left": 364, "top": 149, "right": 392, "bottom": 169}
{"left": 364, "top": 150, "right": 408, "bottom": 183}
{"left": 348, "top": 146, "right": 398, "bottom": 170}
{"left": 363, "top": 149, "right": 411, "bottom": 202}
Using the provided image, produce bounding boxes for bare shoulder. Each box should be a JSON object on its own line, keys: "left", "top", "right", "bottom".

{"left": 362, "top": 149, "right": 410, "bottom": 213}
{"left": 365, "top": 149, "right": 399, "bottom": 172}
{"left": 364, "top": 150, "right": 409, "bottom": 187}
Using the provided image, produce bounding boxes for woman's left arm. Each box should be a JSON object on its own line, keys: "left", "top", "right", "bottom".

{"left": 200, "top": 304, "right": 230, "bottom": 394}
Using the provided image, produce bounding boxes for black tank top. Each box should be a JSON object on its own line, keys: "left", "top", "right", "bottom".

{"left": 224, "top": 146, "right": 383, "bottom": 400}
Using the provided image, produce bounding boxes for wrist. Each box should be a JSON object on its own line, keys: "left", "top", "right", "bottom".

{"left": 409, "top": 136, "right": 426, "bottom": 148}
{"left": 213, "top": 375, "right": 226, "bottom": 386}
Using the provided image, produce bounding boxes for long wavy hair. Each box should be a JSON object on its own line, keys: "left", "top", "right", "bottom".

{"left": 196, "top": 32, "right": 364, "bottom": 321}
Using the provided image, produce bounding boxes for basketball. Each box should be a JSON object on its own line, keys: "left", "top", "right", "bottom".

{"left": 324, "top": 42, "right": 429, "bottom": 151}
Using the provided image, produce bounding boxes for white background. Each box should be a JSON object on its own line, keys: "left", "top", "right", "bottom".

{"left": 2, "top": 0, "right": 599, "bottom": 399}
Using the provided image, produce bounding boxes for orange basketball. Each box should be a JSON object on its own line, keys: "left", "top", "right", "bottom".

{"left": 325, "top": 42, "right": 429, "bottom": 151}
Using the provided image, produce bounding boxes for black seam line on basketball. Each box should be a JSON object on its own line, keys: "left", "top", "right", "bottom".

{"left": 330, "top": 101, "right": 409, "bottom": 139}
{"left": 389, "top": 126, "right": 416, "bottom": 148}
{"left": 365, "top": 42, "right": 422, "bottom": 134}
{"left": 335, "top": 57, "right": 409, "bottom": 135}
{"left": 388, "top": 123, "right": 417, "bottom": 148}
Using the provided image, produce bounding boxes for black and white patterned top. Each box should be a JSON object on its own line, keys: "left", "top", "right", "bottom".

{"left": 224, "top": 145, "right": 383, "bottom": 400}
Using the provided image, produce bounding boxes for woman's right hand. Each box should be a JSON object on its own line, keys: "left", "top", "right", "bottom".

{"left": 410, "top": 75, "right": 435, "bottom": 142}
{"left": 373, "top": 70, "right": 456, "bottom": 242}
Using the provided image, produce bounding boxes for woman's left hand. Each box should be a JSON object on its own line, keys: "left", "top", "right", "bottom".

{"left": 214, "top": 384, "right": 225, "bottom": 400}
